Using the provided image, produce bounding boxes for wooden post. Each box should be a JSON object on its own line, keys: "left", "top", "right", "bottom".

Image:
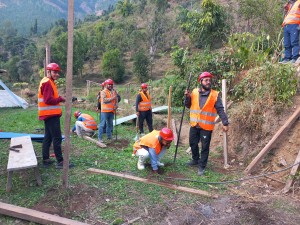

{"left": 62, "top": 0, "right": 74, "bottom": 188}
{"left": 222, "top": 79, "right": 229, "bottom": 168}
{"left": 244, "top": 106, "right": 300, "bottom": 174}
{"left": 282, "top": 149, "right": 300, "bottom": 193}
{"left": 44, "top": 43, "right": 50, "bottom": 77}
{"left": 167, "top": 86, "right": 172, "bottom": 128}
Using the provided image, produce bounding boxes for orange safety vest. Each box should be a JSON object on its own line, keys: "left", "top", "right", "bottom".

{"left": 101, "top": 89, "right": 116, "bottom": 113}
{"left": 38, "top": 77, "right": 62, "bottom": 117}
{"left": 133, "top": 130, "right": 162, "bottom": 155}
{"left": 138, "top": 91, "right": 151, "bottom": 111}
{"left": 81, "top": 114, "right": 97, "bottom": 130}
{"left": 189, "top": 89, "right": 218, "bottom": 131}
{"left": 283, "top": 1, "right": 300, "bottom": 25}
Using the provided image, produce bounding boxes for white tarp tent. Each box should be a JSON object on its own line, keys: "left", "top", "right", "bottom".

{"left": 0, "top": 80, "right": 28, "bottom": 109}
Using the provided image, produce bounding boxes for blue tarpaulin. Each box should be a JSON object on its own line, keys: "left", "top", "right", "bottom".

{"left": 0, "top": 132, "right": 64, "bottom": 143}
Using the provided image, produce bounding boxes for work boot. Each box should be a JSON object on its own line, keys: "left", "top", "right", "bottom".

{"left": 157, "top": 161, "right": 164, "bottom": 167}
{"left": 42, "top": 159, "right": 55, "bottom": 168}
{"left": 56, "top": 161, "right": 75, "bottom": 169}
{"left": 137, "top": 156, "right": 146, "bottom": 170}
{"left": 198, "top": 167, "right": 205, "bottom": 176}
{"left": 186, "top": 159, "right": 199, "bottom": 166}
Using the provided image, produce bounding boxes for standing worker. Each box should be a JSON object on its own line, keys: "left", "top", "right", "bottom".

{"left": 135, "top": 83, "right": 153, "bottom": 136}
{"left": 98, "top": 78, "right": 118, "bottom": 142}
{"left": 38, "top": 63, "right": 73, "bottom": 169}
{"left": 72, "top": 111, "right": 97, "bottom": 137}
{"left": 133, "top": 127, "right": 174, "bottom": 174}
{"left": 184, "top": 72, "right": 229, "bottom": 176}
{"left": 281, "top": 0, "right": 300, "bottom": 64}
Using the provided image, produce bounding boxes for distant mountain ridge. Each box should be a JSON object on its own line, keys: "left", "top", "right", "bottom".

{"left": 0, "top": 0, "right": 117, "bottom": 35}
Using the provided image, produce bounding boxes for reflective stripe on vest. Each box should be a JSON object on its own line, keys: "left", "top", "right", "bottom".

{"left": 283, "top": 1, "right": 300, "bottom": 25}
{"left": 38, "top": 77, "right": 62, "bottom": 117}
{"left": 101, "top": 89, "right": 116, "bottom": 113}
{"left": 138, "top": 91, "right": 151, "bottom": 111}
{"left": 189, "top": 89, "right": 218, "bottom": 131}
{"left": 133, "top": 130, "right": 161, "bottom": 155}
{"left": 81, "top": 114, "right": 97, "bottom": 130}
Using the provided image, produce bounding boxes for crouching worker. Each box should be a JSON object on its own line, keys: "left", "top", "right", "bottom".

{"left": 133, "top": 127, "right": 174, "bottom": 174}
{"left": 72, "top": 111, "right": 97, "bottom": 137}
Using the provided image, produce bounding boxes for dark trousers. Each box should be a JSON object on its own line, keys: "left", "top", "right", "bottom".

{"left": 189, "top": 126, "right": 212, "bottom": 169}
{"left": 42, "top": 116, "right": 63, "bottom": 162}
{"left": 138, "top": 110, "right": 153, "bottom": 133}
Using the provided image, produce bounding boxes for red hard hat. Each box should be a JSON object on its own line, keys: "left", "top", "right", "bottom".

{"left": 46, "top": 63, "right": 61, "bottom": 72}
{"left": 101, "top": 82, "right": 105, "bottom": 87}
{"left": 198, "top": 72, "right": 213, "bottom": 82}
{"left": 141, "top": 83, "right": 148, "bottom": 89}
{"left": 74, "top": 110, "right": 82, "bottom": 118}
{"left": 159, "top": 127, "right": 174, "bottom": 141}
{"left": 105, "top": 79, "right": 114, "bottom": 85}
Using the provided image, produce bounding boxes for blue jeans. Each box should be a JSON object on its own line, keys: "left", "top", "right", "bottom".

{"left": 98, "top": 112, "right": 114, "bottom": 140}
{"left": 283, "top": 24, "right": 300, "bottom": 61}
{"left": 148, "top": 147, "right": 167, "bottom": 170}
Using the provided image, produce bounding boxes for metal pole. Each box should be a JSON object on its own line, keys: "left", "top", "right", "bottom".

{"left": 173, "top": 72, "right": 193, "bottom": 163}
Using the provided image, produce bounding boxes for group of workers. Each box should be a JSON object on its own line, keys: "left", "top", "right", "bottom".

{"left": 38, "top": 63, "right": 229, "bottom": 176}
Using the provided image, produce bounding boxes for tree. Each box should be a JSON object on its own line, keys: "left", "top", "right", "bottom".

{"left": 179, "top": 0, "right": 229, "bottom": 48}
{"left": 116, "top": 0, "right": 134, "bottom": 17}
{"left": 102, "top": 49, "right": 125, "bottom": 83}
{"left": 5, "top": 56, "right": 20, "bottom": 81}
{"left": 16, "top": 59, "right": 32, "bottom": 82}
{"left": 133, "top": 49, "right": 150, "bottom": 82}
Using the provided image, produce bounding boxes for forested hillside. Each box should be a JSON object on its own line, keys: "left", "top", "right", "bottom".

{"left": 0, "top": 0, "right": 117, "bottom": 35}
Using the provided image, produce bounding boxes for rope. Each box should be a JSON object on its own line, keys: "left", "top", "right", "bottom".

{"left": 164, "top": 162, "right": 300, "bottom": 185}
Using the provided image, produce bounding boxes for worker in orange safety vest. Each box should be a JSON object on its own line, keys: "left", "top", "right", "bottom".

{"left": 72, "top": 111, "right": 97, "bottom": 137}
{"left": 133, "top": 127, "right": 174, "bottom": 174}
{"left": 281, "top": 0, "right": 300, "bottom": 64}
{"left": 184, "top": 72, "right": 229, "bottom": 176}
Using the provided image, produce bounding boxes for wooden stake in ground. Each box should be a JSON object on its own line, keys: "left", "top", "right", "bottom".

{"left": 87, "top": 168, "right": 217, "bottom": 198}
{"left": 62, "top": 0, "right": 74, "bottom": 188}
{"left": 282, "top": 149, "right": 300, "bottom": 193}
{"left": 222, "top": 79, "right": 229, "bottom": 168}
{"left": 244, "top": 106, "right": 300, "bottom": 175}
{"left": 167, "top": 86, "right": 172, "bottom": 128}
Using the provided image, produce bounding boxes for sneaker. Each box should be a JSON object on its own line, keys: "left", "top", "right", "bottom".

{"left": 98, "top": 139, "right": 103, "bottom": 143}
{"left": 186, "top": 159, "right": 199, "bottom": 166}
{"left": 56, "top": 161, "right": 75, "bottom": 169}
{"left": 42, "top": 159, "right": 55, "bottom": 168}
{"left": 157, "top": 161, "right": 164, "bottom": 167}
{"left": 290, "top": 59, "right": 296, "bottom": 64}
{"left": 279, "top": 59, "right": 290, "bottom": 64}
{"left": 198, "top": 167, "right": 205, "bottom": 176}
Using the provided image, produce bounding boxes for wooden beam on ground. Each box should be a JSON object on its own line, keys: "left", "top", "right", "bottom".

{"left": 282, "top": 149, "right": 300, "bottom": 193}
{"left": 82, "top": 136, "right": 107, "bottom": 148}
{"left": 0, "top": 202, "right": 89, "bottom": 225}
{"left": 244, "top": 106, "right": 300, "bottom": 175}
{"left": 87, "top": 168, "right": 217, "bottom": 198}
{"left": 167, "top": 86, "right": 172, "bottom": 128}
{"left": 171, "top": 119, "right": 178, "bottom": 146}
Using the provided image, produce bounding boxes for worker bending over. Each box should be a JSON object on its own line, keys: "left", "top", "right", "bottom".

{"left": 72, "top": 111, "right": 97, "bottom": 137}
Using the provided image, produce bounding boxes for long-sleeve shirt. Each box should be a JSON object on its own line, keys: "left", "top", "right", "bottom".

{"left": 184, "top": 89, "right": 229, "bottom": 126}
{"left": 39, "top": 80, "right": 64, "bottom": 120}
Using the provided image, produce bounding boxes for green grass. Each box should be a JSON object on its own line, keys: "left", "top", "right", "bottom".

{"left": 0, "top": 107, "right": 228, "bottom": 224}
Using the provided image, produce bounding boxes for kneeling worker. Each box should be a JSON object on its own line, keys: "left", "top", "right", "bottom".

{"left": 72, "top": 111, "right": 97, "bottom": 137}
{"left": 133, "top": 127, "right": 174, "bottom": 173}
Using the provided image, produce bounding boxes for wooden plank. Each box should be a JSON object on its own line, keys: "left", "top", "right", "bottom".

{"left": 171, "top": 119, "right": 178, "bottom": 146}
{"left": 244, "top": 106, "right": 300, "bottom": 174}
{"left": 82, "top": 136, "right": 107, "bottom": 148}
{"left": 87, "top": 168, "right": 217, "bottom": 198}
{"left": 0, "top": 202, "right": 89, "bottom": 225}
{"left": 282, "top": 149, "right": 300, "bottom": 193}
{"left": 7, "top": 136, "right": 37, "bottom": 171}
